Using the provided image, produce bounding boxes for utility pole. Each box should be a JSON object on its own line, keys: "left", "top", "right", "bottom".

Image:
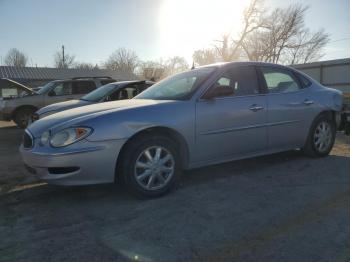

{"left": 62, "top": 45, "right": 65, "bottom": 67}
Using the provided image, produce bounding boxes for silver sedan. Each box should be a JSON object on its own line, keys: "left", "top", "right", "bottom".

{"left": 20, "top": 62, "right": 343, "bottom": 197}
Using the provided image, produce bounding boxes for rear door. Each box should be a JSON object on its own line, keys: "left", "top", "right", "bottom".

{"left": 195, "top": 65, "right": 268, "bottom": 163}
{"left": 71, "top": 81, "right": 96, "bottom": 99}
{"left": 259, "top": 66, "right": 316, "bottom": 150}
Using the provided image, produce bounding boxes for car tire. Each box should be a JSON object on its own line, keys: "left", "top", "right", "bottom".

{"left": 120, "top": 135, "right": 181, "bottom": 198}
{"left": 14, "top": 107, "right": 36, "bottom": 129}
{"left": 302, "top": 114, "right": 336, "bottom": 157}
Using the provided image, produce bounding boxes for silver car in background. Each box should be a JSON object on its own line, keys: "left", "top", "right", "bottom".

{"left": 34, "top": 80, "right": 154, "bottom": 120}
{"left": 20, "top": 62, "right": 343, "bottom": 197}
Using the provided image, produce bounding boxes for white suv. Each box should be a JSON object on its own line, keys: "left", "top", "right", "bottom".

{"left": 0, "top": 77, "right": 115, "bottom": 128}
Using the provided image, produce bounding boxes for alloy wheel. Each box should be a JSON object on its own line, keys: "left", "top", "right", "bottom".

{"left": 314, "top": 121, "right": 332, "bottom": 153}
{"left": 134, "top": 146, "right": 175, "bottom": 191}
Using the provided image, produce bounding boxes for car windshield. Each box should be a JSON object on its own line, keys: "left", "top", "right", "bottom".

{"left": 36, "top": 81, "right": 58, "bottom": 95}
{"left": 81, "top": 83, "right": 117, "bottom": 102}
{"left": 135, "top": 67, "right": 216, "bottom": 100}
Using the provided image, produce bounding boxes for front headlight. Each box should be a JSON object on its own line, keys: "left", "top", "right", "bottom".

{"left": 49, "top": 127, "right": 93, "bottom": 147}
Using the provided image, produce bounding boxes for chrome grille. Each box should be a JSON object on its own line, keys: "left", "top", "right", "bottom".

{"left": 23, "top": 130, "right": 34, "bottom": 149}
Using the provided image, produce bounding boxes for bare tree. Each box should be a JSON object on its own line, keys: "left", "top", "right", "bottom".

{"left": 54, "top": 51, "right": 75, "bottom": 69}
{"left": 213, "top": 0, "right": 266, "bottom": 62}
{"left": 241, "top": 3, "right": 329, "bottom": 64}
{"left": 104, "top": 48, "right": 139, "bottom": 73}
{"left": 286, "top": 29, "right": 329, "bottom": 64}
{"left": 192, "top": 48, "right": 218, "bottom": 66}
{"left": 74, "top": 62, "right": 98, "bottom": 70}
{"left": 4, "top": 48, "right": 28, "bottom": 67}
{"left": 138, "top": 56, "right": 189, "bottom": 80}
{"left": 164, "top": 56, "right": 189, "bottom": 76}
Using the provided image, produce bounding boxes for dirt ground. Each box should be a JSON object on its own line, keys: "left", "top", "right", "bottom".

{"left": 0, "top": 121, "right": 350, "bottom": 262}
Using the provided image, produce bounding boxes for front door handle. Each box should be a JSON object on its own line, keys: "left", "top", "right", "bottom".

{"left": 304, "top": 99, "right": 314, "bottom": 105}
{"left": 249, "top": 104, "right": 264, "bottom": 112}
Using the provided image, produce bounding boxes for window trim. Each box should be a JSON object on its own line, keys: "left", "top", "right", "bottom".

{"left": 200, "top": 65, "right": 263, "bottom": 100}
{"left": 257, "top": 66, "right": 303, "bottom": 94}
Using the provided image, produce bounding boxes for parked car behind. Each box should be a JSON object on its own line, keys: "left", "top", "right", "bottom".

{"left": 0, "top": 78, "right": 34, "bottom": 99}
{"left": 34, "top": 80, "right": 154, "bottom": 121}
{"left": 20, "top": 62, "right": 345, "bottom": 198}
{"left": 0, "top": 76, "right": 115, "bottom": 128}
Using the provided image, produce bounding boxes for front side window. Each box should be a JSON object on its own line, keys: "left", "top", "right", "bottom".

{"left": 135, "top": 67, "right": 216, "bottom": 100}
{"left": 51, "top": 82, "right": 72, "bottom": 96}
{"left": 261, "top": 67, "right": 301, "bottom": 93}
{"left": 207, "top": 66, "right": 259, "bottom": 98}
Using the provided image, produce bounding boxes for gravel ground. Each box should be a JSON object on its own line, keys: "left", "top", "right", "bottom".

{"left": 0, "top": 121, "right": 349, "bottom": 262}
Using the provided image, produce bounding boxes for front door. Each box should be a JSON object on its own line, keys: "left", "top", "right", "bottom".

{"left": 44, "top": 82, "right": 74, "bottom": 106}
{"left": 195, "top": 65, "right": 268, "bottom": 163}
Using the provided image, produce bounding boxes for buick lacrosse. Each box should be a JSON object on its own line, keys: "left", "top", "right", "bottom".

{"left": 20, "top": 62, "right": 343, "bottom": 197}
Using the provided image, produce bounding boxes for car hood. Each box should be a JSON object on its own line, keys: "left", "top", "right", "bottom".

{"left": 28, "top": 99, "right": 169, "bottom": 137}
{"left": 37, "top": 99, "right": 93, "bottom": 115}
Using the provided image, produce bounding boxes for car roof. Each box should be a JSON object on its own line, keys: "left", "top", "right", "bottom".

{"left": 199, "top": 61, "right": 292, "bottom": 69}
{"left": 108, "top": 80, "right": 155, "bottom": 87}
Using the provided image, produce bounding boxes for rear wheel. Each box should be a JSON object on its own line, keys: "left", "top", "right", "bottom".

{"left": 119, "top": 135, "right": 181, "bottom": 198}
{"left": 303, "top": 114, "right": 336, "bottom": 157}
{"left": 14, "top": 108, "right": 36, "bottom": 128}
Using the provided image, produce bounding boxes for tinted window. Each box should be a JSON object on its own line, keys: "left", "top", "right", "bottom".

{"left": 72, "top": 81, "right": 96, "bottom": 94}
{"left": 51, "top": 82, "right": 72, "bottom": 96}
{"left": 211, "top": 66, "right": 259, "bottom": 97}
{"left": 261, "top": 67, "right": 301, "bottom": 93}
{"left": 108, "top": 84, "right": 138, "bottom": 101}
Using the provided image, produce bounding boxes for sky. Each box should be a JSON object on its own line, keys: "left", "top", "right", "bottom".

{"left": 0, "top": 0, "right": 349, "bottom": 67}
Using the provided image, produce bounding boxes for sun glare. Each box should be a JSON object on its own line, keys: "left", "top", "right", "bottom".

{"left": 158, "top": 0, "right": 249, "bottom": 61}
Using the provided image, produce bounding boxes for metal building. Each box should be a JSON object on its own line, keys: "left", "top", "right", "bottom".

{"left": 292, "top": 58, "right": 350, "bottom": 102}
{"left": 0, "top": 66, "right": 137, "bottom": 88}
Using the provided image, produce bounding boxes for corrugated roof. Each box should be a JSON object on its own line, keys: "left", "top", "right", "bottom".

{"left": 0, "top": 66, "right": 138, "bottom": 81}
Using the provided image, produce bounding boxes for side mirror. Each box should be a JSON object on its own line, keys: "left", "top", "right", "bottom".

{"left": 203, "top": 85, "right": 234, "bottom": 100}
{"left": 47, "top": 90, "right": 55, "bottom": 97}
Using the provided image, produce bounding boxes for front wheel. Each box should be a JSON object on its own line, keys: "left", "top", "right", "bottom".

{"left": 120, "top": 135, "right": 181, "bottom": 198}
{"left": 303, "top": 114, "right": 336, "bottom": 157}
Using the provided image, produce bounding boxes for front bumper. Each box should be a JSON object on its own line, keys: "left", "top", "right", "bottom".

{"left": 20, "top": 138, "right": 127, "bottom": 185}
{"left": 0, "top": 111, "right": 11, "bottom": 121}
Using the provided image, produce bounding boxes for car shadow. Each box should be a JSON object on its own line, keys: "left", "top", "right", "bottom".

{"left": 3, "top": 149, "right": 349, "bottom": 203}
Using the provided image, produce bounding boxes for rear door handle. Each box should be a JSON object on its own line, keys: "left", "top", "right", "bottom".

{"left": 304, "top": 99, "right": 314, "bottom": 105}
{"left": 249, "top": 104, "right": 264, "bottom": 112}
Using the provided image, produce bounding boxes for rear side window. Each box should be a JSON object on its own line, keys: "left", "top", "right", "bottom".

{"left": 52, "top": 82, "right": 72, "bottom": 96}
{"left": 261, "top": 67, "right": 301, "bottom": 93}
{"left": 72, "top": 81, "right": 96, "bottom": 94}
{"left": 212, "top": 66, "right": 259, "bottom": 97}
